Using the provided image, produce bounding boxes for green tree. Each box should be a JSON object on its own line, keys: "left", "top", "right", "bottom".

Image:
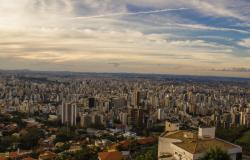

{"left": 216, "top": 126, "right": 248, "bottom": 142}
{"left": 134, "top": 145, "right": 157, "bottom": 160}
{"left": 199, "top": 148, "right": 231, "bottom": 160}
{"left": 19, "top": 128, "right": 44, "bottom": 149}
{"left": 74, "top": 145, "right": 98, "bottom": 160}
{"left": 54, "top": 127, "right": 75, "bottom": 143}
{"left": 0, "top": 136, "right": 13, "bottom": 152}
{"left": 55, "top": 143, "right": 71, "bottom": 153}
{"left": 235, "top": 130, "right": 250, "bottom": 154}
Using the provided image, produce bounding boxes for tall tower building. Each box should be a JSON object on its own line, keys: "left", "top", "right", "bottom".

{"left": 132, "top": 90, "right": 141, "bottom": 107}
{"left": 88, "top": 98, "right": 95, "bottom": 108}
{"left": 61, "top": 102, "right": 77, "bottom": 126}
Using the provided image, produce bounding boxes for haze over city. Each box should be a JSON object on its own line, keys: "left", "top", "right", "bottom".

{"left": 1, "top": 1, "right": 250, "bottom": 160}
{"left": 0, "top": 0, "right": 250, "bottom": 77}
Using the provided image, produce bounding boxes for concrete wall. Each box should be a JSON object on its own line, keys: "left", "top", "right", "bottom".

{"left": 171, "top": 144, "right": 194, "bottom": 160}
{"left": 198, "top": 127, "right": 215, "bottom": 139}
{"left": 158, "top": 136, "right": 181, "bottom": 158}
{"left": 165, "top": 122, "right": 179, "bottom": 132}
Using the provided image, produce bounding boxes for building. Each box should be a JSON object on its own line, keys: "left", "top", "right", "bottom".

{"left": 80, "top": 114, "right": 92, "bottom": 128}
{"left": 61, "top": 102, "right": 77, "bottom": 126}
{"left": 39, "top": 151, "right": 57, "bottom": 160}
{"left": 98, "top": 151, "right": 124, "bottom": 160}
{"left": 157, "top": 108, "right": 165, "bottom": 121}
{"left": 158, "top": 121, "right": 242, "bottom": 160}
{"left": 127, "top": 107, "right": 146, "bottom": 127}
{"left": 88, "top": 98, "right": 96, "bottom": 108}
{"left": 91, "top": 113, "right": 105, "bottom": 126}
{"left": 240, "top": 111, "right": 250, "bottom": 127}
{"left": 120, "top": 112, "right": 128, "bottom": 126}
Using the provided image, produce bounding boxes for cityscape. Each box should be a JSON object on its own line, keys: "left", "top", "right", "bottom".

{"left": 1, "top": 0, "right": 250, "bottom": 160}
{"left": 0, "top": 70, "right": 249, "bottom": 159}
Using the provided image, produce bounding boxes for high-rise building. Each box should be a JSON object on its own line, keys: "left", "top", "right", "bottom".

{"left": 80, "top": 114, "right": 92, "bottom": 128}
{"left": 157, "top": 108, "right": 164, "bottom": 120}
{"left": 120, "top": 112, "right": 128, "bottom": 126}
{"left": 88, "top": 98, "right": 95, "bottom": 108}
{"left": 240, "top": 112, "right": 250, "bottom": 127}
{"left": 128, "top": 107, "right": 147, "bottom": 127}
{"left": 61, "top": 102, "right": 77, "bottom": 126}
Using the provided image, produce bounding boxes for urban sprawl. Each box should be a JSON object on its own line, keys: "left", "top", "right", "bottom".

{"left": 0, "top": 71, "right": 250, "bottom": 160}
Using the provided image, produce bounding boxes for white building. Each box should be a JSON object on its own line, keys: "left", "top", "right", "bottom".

{"left": 158, "top": 121, "right": 242, "bottom": 160}
{"left": 61, "top": 102, "right": 77, "bottom": 126}
{"left": 158, "top": 109, "right": 165, "bottom": 120}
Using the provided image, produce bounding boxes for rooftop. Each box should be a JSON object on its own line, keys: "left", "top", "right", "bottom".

{"left": 163, "top": 130, "right": 238, "bottom": 154}
{"left": 98, "top": 151, "right": 123, "bottom": 160}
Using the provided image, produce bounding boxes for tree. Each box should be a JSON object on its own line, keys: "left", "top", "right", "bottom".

{"left": 74, "top": 145, "right": 98, "bottom": 160}
{"left": 199, "top": 148, "right": 231, "bottom": 160}
{"left": 134, "top": 144, "right": 158, "bottom": 160}
{"left": 19, "top": 128, "right": 44, "bottom": 149}
{"left": 56, "top": 145, "right": 98, "bottom": 160}
{"left": 0, "top": 136, "right": 14, "bottom": 152}
{"left": 54, "top": 127, "right": 75, "bottom": 143}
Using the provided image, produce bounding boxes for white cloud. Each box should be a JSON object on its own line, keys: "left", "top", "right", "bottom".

{"left": 0, "top": 0, "right": 249, "bottom": 77}
{"left": 125, "top": 0, "right": 247, "bottom": 20}
{"left": 238, "top": 39, "right": 250, "bottom": 48}
{"left": 188, "top": 0, "right": 245, "bottom": 20}
{"left": 73, "top": 7, "right": 189, "bottom": 19}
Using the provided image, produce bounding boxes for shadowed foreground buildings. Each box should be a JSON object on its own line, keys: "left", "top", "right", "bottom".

{"left": 158, "top": 121, "right": 242, "bottom": 160}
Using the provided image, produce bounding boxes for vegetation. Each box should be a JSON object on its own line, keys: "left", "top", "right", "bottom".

{"left": 216, "top": 126, "right": 248, "bottom": 142}
{"left": 0, "top": 136, "right": 16, "bottom": 152}
{"left": 56, "top": 145, "right": 98, "bottom": 160}
{"left": 0, "top": 127, "right": 44, "bottom": 152}
{"left": 0, "top": 112, "right": 26, "bottom": 130}
{"left": 54, "top": 127, "right": 76, "bottom": 143}
{"left": 235, "top": 130, "right": 250, "bottom": 153}
{"left": 55, "top": 143, "right": 71, "bottom": 153}
{"left": 19, "top": 127, "right": 45, "bottom": 149}
{"left": 133, "top": 144, "right": 158, "bottom": 160}
{"left": 216, "top": 126, "right": 250, "bottom": 155}
{"left": 199, "top": 148, "right": 231, "bottom": 160}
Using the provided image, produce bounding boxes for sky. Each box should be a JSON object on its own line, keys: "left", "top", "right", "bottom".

{"left": 0, "top": 0, "right": 250, "bottom": 77}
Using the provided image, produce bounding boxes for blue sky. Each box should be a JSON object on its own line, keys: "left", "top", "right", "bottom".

{"left": 0, "top": 0, "right": 250, "bottom": 77}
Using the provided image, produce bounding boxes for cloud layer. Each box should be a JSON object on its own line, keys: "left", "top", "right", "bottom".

{"left": 0, "top": 0, "right": 250, "bottom": 77}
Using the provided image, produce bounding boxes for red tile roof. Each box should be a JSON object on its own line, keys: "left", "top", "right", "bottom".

{"left": 118, "top": 140, "right": 131, "bottom": 148}
{"left": 9, "top": 152, "right": 22, "bottom": 159}
{"left": 137, "top": 136, "right": 158, "bottom": 145}
{"left": 98, "top": 151, "right": 123, "bottom": 160}
{"left": 39, "top": 151, "right": 57, "bottom": 160}
{"left": 22, "top": 157, "right": 37, "bottom": 160}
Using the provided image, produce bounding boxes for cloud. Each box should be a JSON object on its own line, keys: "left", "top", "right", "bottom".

{"left": 108, "top": 62, "right": 121, "bottom": 68}
{"left": 125, "top": 0, "right": 247, "bottom": 20}
{"left": 188, "top": 0, "right": 246, "bottom": 20}
{"left": 238, "top": 39, "right": 250, "bottom": 48}
{"left": 0, "top": 0, "right": 249, "bottom": 77}
{"left": 212, "top": 68, "right": 250, "bottom": 73}
{"left": 173, "top": 24, "right": 250, "bottom": 34}
{"left": 73, "top": 7, "right": 190, "bottom": 19}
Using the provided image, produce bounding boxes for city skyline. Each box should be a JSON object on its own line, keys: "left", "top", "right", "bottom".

{"left": 0, "top": 0, "right": 250, "bottom": 77}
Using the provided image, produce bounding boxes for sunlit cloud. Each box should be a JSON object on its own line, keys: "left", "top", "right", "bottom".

{"left": 0, "top": 0, "right": 250, "bottom": 77}
{"left": 238, "top": 39, "right": 250, "bottom": 48}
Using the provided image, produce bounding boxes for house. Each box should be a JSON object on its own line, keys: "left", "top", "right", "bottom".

{"left": 98, "top": 151, "right": 124, "bottom": 160}
{"left": 22, "top": 157, "right": 37, "bottom": 160}
{"left": 158, "top": 121, "right": 242, "bottom": 160}
{"left": 38, "top": 151, "right": 57, "bottom": 160}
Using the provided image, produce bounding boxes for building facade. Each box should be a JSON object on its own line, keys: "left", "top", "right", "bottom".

{"left": 158, "top": 121, "right": 242, "bottom": 160}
